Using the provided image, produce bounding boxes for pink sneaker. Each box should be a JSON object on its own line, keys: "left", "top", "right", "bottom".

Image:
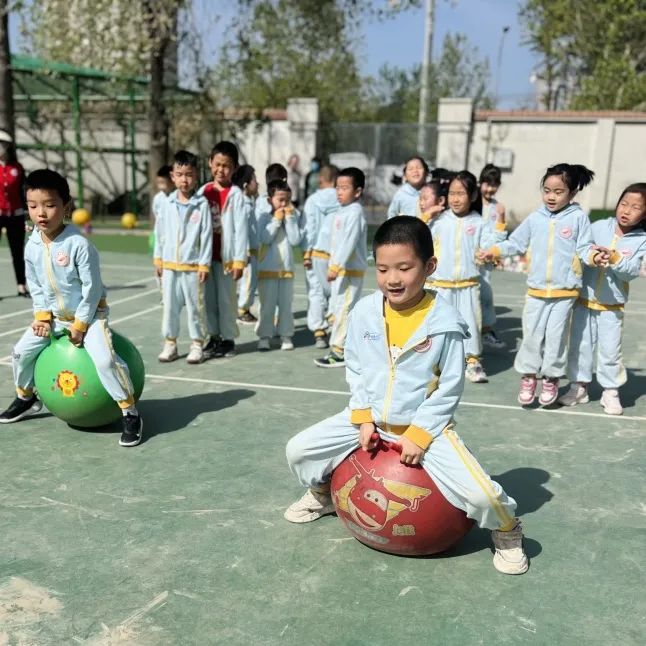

{"left": 538, "top": 378, "right": 559, "bottom": 406}
{"left": 518, "top": 376, "right": 537, "bottom": 405}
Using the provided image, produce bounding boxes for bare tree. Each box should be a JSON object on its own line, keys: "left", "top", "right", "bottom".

{"left": 0, "top": 0, "right": 15, "bottom": 138}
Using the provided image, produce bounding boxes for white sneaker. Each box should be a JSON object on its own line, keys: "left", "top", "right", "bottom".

{"left": 314, "top": 335, "right": 329, "bottom": 350}
{"left": 465, "top": 361, "right": 488, "bottom": 383}
{"left": 492, "top": 521, "right": 529, "bottom": 575}
{"left": 280, "top": 337, "right": 294, "bottom": 351}
{"left": 601, "top": 389, "right": 623, "bottom": 415}
{"left": 482, "top": 331, "right": 507, "bottom": 350}
{"left": 558, "top": 383, "right": 589, "bottom": 407}
{"left": 186, "top": 341, "right": 204, "bottom": 364}
{"left": 284, "top": 489, "right": 335, "bottom": 523}
{"left": 158, "top": 340, "right": 178, "bottom": 362}
{"left": 258, "top": 337, "right": 271, "bottom": 351}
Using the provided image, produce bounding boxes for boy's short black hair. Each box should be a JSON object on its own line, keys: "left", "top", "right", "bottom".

{"left": 265, "top": 163, "right": 288, "bottom": 184}
{"left": 157, "top": 165, "right": 172, "bottom": 179}
{"left": 25, "top": 169, "right": 71, "bottom": 204}
{"left": 338, "top": 167, "right": 365, "bottom": 191}
{"left": 372, "top": 215, "right": 434, "bottom": 263}
{"left": 479, "top": 163, "right": 502, "bottom": 186}
{"left": 267, "top": 179, "right": 291, "bottom": 198}
{"left": 173, "top": 150, "right": 199, "bottom": 169}
{"left": 232, "top": 164, "right": 256, "bottom": 190}
{"left": 210, "top": 141, "right": 239, "bottom": 166}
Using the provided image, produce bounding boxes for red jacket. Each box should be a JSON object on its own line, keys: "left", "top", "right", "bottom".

{"left": 0, "top": 162, "right": 25, "bottom": 215}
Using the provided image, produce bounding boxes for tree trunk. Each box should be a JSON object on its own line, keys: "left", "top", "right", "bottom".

{"left": 145, "top": 1, "right": 176, "bottom": 224}
{"left": 0, "top": 0, "right": 15, "bottom": 138}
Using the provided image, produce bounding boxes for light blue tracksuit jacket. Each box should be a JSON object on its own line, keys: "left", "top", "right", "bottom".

{"left": 427, "top": 210, "right": 506, "bottom": 359}
{"left": 13, "top": 225, "right": 134, "bottom": 404}
{"left": 568, "top": 217, "right": 646, "bottom": 388}
{"left": 285, "top": 290, "right": 517, "bottom": 530}
{"left": 387, "top": 183, "right": 420, "bottom": 219}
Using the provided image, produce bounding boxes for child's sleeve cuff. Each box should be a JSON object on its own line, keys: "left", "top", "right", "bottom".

{"left": 350, "top": 408, "right": 373, "bottom": 424}
{"left": 72, "top": 318, "right": 89, "bottom": 333}
{"left": 34, "top": 311, "right": 52, "bottom": 322}
{"left": 198, "top": 264, "right": 210, "bottom": 273}
{"left": 153, "top": 257, "right": 162, "bottom": 268}
{"left": 328, "top": 264, "right": 341, "bottom": 274}
{"left": 303, "top": 250, "right": 312, "bottom": 260}
{"left": 495, "top": 222, "right": 507, "bottom": 232}
{"left": 231, "top": 260, "right": 246, "bottom": 271}
{"left": 490, "top": 246, "right": 502, "bottom": 258}
{"left": 403, "top": 425, "right": 433, "bottom": 450}
{"left": 608, "top": 250, "right": 622, "bottom": 265}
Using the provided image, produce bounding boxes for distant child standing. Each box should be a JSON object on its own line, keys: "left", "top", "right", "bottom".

{"left": 387, "top": 156, "right": 429, "bottom": 219}
{"left": 154, "top": 150, "right": 212, "bottom": 364}
{"left": 476, "top": 164, "right": 507, "bottom": 350}
{"left": 315, "top": 168, "right": 367, "bottom": 368}
{"left": 199, "top": 141, "right": 249, "bottom": 359}
{"left": 151, "top": 165, "right": 173, "bottom": 222}
{"left": 426, "top": 171, "right": 506, "bottom": 383}
{"left": 303, "top": 164, "right": 340, "bottom": 349}
{"left": 285, "top": 216, "right": 528, "bottom": 575}
{"left": 0, "top": 169, "right": 143, "bottom": 447}
{"left": 256, "top": 180, "right": 302, "bottom": 351}
{"left": 560, "top": 183, "right": 646, "bottom": 415}
{"left": 480, "top": 163, "right": 607, "bottom": 407}
{"left": 418, "top": 179, "right": 446, "bottom": 224}
{"left": 232, "top": 165, "right": 259, "bottom": 325}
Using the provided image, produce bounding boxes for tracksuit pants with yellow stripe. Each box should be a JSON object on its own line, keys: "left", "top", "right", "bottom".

{"left": 12, "top": 317, "right": 135, "bottom": 407}
{"left": 286, "top": 408, "right": 517, "bottom": 530}
{"left": 330, "top": 275, "right": 363, "bottom": 355}
{"left": 479, "top": 266, "right": 497, "bottom": 329}
{"left": 257, "top": 278, "right": 294, "bottom": 339}
{"left": 238, "top": 254, "right": 258, "bottom": 313}
{"left": 567, "top": 302, "right": 626, "bottom": 388}
{"left": 516, "top": 295, "right": 575, "bottom": 377}
{"left": 162, "top": 269, "right": 207, "bottom": 342}
{"left": 433, "top": 285, "right": 482, "bottom": 360}
{"left": 205, "top": 261, "right": 239, "bottom": 341}
{"left": 306, "top": 256, "right": 331, "bottom": 334}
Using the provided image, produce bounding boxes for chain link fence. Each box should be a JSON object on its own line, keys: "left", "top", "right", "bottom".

{"left": 319, "top": 122, "right": 438, "bottom": 223}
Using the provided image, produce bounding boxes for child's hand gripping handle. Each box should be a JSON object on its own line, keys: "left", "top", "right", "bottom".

{"left": 370, "top": 432, "right": 402, "bottom": 454}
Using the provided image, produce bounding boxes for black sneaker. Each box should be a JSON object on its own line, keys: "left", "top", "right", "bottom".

{"left": 0, "top": 395, "right": 42, "bottom": 423}
{"left": 120, "top": 413, "right": 143, "bottom": 447}
{"left": 237, "top": 310, "right": 257, "bottom": 325}
{"left": 202, "top": 335, "right": 222, "bottom": 360}
{"left": 214, "top": 339, "right": 236, "bottom": 358}
{"left": 314, "top": 352, "right": 345, "bottom": 368}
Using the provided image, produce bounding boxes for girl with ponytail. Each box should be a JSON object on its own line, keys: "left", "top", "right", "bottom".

{"left": 479, "top": 163, "right": 609, "bottom": 408}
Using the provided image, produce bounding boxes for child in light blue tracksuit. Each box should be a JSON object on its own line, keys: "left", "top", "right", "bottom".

{"left": 315, "top": 168, "right": 367, "bottom": 368}
{"left": 256, "top": 180, "right": 302, "bottom": 350}
{"left": 285, "top": 216, "right": 528, "bottom": 575}
{"left": 199, "top": 142, "right": 248, "bottom": 359}
{"left": 302, "top": 165, "right": 340, "bottom": 347}
{"left": 0, "top": 169, "right": 143, "bottom": 447}
{"left": 477, "top": 164, "right": 507, "bottom": 350}
{"left": 155, "top": 151, "right": 212, "bottom": 365}
{"left": 427, "top": 171, "right": 506, "bottom": 384}
{"left": 387, "top": 156, "right": 428, "bottom": 219}
{"left": 231, "top": 165, "right": 259, "bottom": 324}
{"left": 482, "top": 163, "right": 607, "bottom": 408}
{"left": 560, "top": 183, "right": 646, "bottom": 415}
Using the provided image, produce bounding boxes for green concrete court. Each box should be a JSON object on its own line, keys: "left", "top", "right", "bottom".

{"left": 0, "top": 251, "right": 645, "bottom": 645}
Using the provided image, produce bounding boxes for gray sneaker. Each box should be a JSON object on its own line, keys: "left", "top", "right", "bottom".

{"left": 284, "top": 489, "right": 335, "bottom": 523}
{"left": 492, "top": 521, "right": 529, "bottom": 575}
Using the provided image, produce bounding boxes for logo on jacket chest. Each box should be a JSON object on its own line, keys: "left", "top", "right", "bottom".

{"left": 464, "top": 224, "right": 476, "bottom": 236}
{"left": 559, "top": 226, "right": 573, "bottom": 239}
{"left": 190, "top": 211, "right": 200, "bottom": 224}
{"left": 620, "top": 248, "right": 633, "bottom": 258}
{"left": 55, "top": 250, "right": 70, "bottom": 266}
{"left": 363, "top": 331, "right": 382, "bottom": 342}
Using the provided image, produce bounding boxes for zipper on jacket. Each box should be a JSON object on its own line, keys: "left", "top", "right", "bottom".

{"left": 545, "top": 219, "right": 555, "bottom": 291}
{"left": 43, "top": 243, "right": 67, "bottom": 315}
{"left": 454, "top": 218, "right": 463, "bottom": 280}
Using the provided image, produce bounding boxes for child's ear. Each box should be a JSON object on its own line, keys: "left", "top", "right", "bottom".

{"left": 425, "top": 256, "right": 437, "bottom": 277}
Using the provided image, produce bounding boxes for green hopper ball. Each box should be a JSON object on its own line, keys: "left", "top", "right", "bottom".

{"left": 34, "top": 330, "right": 145, "bottom": 428}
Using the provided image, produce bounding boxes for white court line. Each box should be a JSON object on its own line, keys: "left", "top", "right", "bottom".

{"left": 146, "top": 374, "right": 646, "bottom": 422}
{"left": 0, "top": 287, "right": 160, "bottom": 339}
{"left": 110, "top": 304, "right": 161, "bottom": 326}
{"left": 0, "top": 276, "right": 155, "bottom": 322}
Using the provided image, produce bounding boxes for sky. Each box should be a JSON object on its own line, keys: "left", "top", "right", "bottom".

{"left": 8, "top": 0, "right": 539, "bottom": 110}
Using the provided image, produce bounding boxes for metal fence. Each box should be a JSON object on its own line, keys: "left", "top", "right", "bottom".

{"left": 319, "top": 122, "right": 438, "bottom": 223}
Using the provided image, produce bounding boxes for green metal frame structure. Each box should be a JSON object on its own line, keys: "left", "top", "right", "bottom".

{"left": 11, "top": 55, "right": 195, "bottom": 216}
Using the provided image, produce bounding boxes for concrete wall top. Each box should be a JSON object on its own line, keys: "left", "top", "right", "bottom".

{"left": 475, "top": 110, "right": 646, "bottom": 123}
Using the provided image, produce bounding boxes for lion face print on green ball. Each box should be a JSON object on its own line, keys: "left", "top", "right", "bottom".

{"left": 34, "top": 330, "right": 145, "bottom": 427}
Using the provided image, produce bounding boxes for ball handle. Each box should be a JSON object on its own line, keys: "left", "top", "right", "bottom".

{"left": 370, "top": 432, "right": 402, "bottom": 454}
